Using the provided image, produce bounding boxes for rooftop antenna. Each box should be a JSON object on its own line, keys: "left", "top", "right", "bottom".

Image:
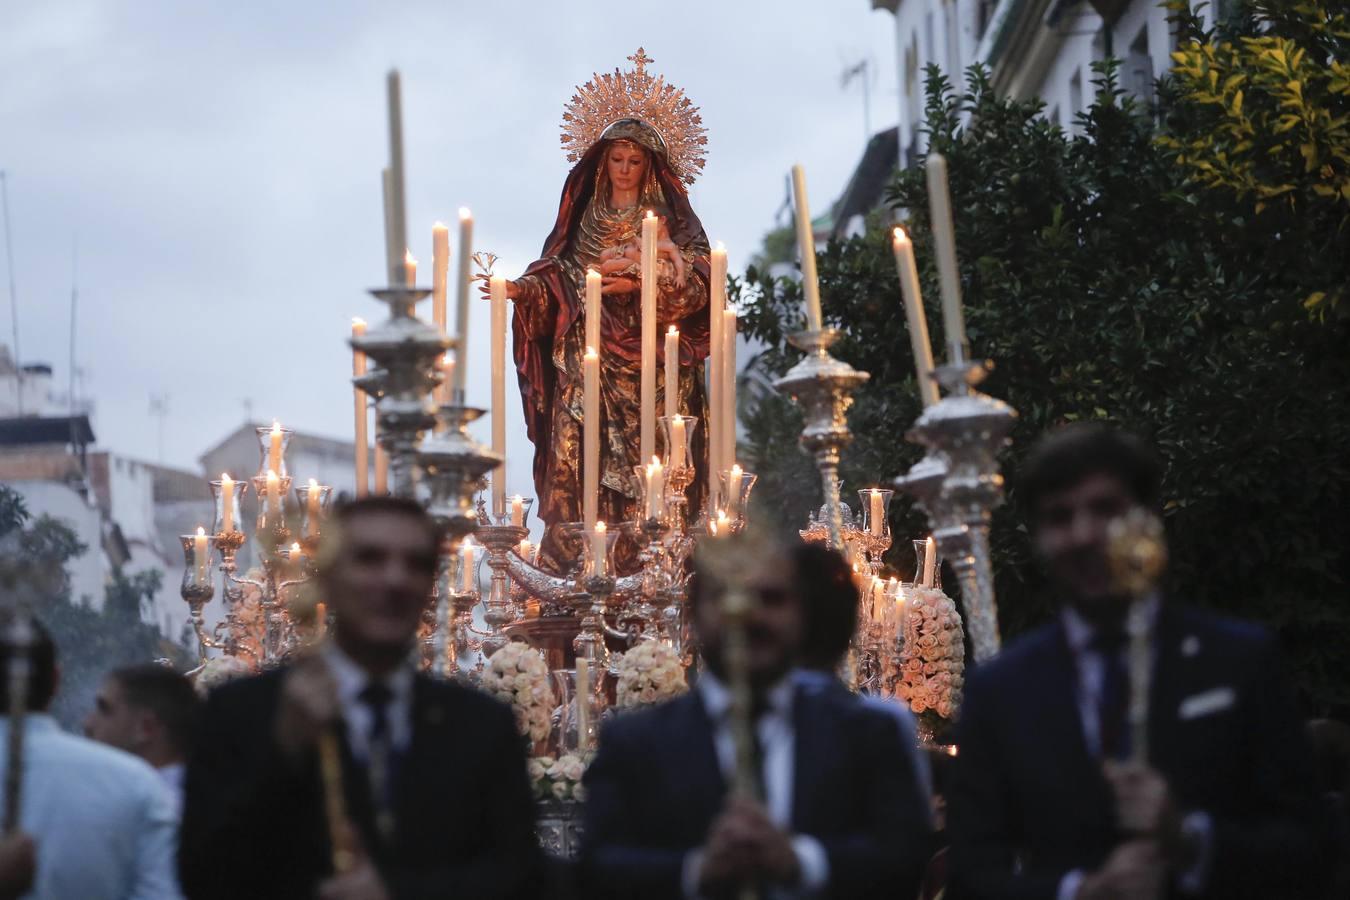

{"left": 1, "top": 171, "right": 22, "bottom": 414}
{"left": 841, "top": 57, "right": 873, "bottom": 144}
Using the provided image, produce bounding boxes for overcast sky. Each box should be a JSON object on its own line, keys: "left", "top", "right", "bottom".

{"left": 2, "top": 0, "right": 898, "bottom": 504}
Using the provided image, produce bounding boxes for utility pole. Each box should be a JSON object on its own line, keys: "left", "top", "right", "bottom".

{"left": 149, "top": 393, "right": 169, "bottom": 463}
{"left": 1, "top": 171, "right": 22, "bottom": 414}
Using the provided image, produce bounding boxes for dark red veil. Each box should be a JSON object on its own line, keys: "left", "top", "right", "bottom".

{"left": 513, "top": 132, "right": 712, "bottom": 509}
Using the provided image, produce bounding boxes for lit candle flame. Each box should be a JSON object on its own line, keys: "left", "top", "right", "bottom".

{"left": 196, "top": 525, "right": 205, "bottom": 537}
{"left": 458, "top": 206, "right": 472, "bottom": 221}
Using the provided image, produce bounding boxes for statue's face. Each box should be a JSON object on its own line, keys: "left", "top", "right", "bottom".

{"left": 605, "top": 141, "right": 648, "bottom": 193}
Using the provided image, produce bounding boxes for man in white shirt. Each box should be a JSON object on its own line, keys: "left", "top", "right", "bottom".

{"left": 581, "top": 534, "right": 930, "bottom": 899}
{"left": 0, "top": 613, "right": 182, "bottom": 900}
{"left": 85, "top": 664, "right": 199, "bottom": 816}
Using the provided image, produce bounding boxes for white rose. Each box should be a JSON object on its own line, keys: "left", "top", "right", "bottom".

{"left": 562, "top": 758, "right": 586, "bottom": 782}
{"left": 909, "top": 698, "right": 925, "bottom": 714}
{"left": 571, "top": 782, "right": 588, "bottom": 803}
{"left": 550, "top": 781, "right": 571, "bottom": 801}
{"left": 936, "top": 700, "right": 953, "bottom": 718}
{"left": 527, "top": 759, "right": 547, "bottom": 780}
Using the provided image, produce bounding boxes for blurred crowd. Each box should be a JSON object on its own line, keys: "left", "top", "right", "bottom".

{"left": 0, "top": 425, "right": 1345, "bottom": 899}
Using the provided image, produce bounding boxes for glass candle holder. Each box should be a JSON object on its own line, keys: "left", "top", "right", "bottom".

{"left": 634, "top": 462, "right": 667, "bottom": 523}
{"left": 497, "top": 494, "right": 534, "bottom": 528}
{"left": 252, "top": 472, "right": 293, "bottom": 541}
{"left": 719, "top": 466, "right": 758, "bottom": 522}
{"left": 658, "top": 414, "right": 698, "bottom": 474}
{"left": 255, "top": 423, "right": 294, "bottom": 479}
{"left": 582, "top": 523, "right": 620, "bottom": 579}
{"left": 452, "top": 539, "right": 484, "bottom": 596}
{"left": 913, "top": 537, "right": 942, "bottom": 590}
{"left": 858, "top": 488, "right": 894, "bottom": 540}
{"left": 294, "top": 480, "right": 334, "bottom": 543}
{"left": 209, "top": 474, "right": 248, "bottom": 540}
{"left": 179, "top": 529, "right": 216, "bottom": 601}
{"left": 553, "top": 662, "right": 608, "bottom": 755}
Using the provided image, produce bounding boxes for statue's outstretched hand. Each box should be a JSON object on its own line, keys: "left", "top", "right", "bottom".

{"left": 476, "top": 278, "right": 520, "bottom": 301}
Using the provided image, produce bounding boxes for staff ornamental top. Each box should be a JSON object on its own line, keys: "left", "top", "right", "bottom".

{"left": 560, "top": 47, "right": 709, "bottom": 185}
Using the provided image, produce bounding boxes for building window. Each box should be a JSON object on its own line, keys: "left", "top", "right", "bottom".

{"left": 1069, "top": 69, "right": 1083, "bottom": 128}
{"left": 1125, "top": 26, "right": 1152, "bottom": 101}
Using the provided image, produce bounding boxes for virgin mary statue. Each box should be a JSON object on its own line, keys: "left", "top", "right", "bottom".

{"left": 495, "top": 49, "right": 711, "bottom": 571}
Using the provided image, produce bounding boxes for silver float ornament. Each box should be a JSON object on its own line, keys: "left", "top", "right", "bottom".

{"left": 905, "top": 361, "right": 1017, "bottom": 663}
{"left": 352, "top": 286, "right": 449, "bottom": 498}
{"left": 773, "top": 329, "right": 870, "bottom": 549}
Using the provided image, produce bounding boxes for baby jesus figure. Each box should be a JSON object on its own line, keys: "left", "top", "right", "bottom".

{"left": 597, "top": 211, "right": 686, "bottom": 288}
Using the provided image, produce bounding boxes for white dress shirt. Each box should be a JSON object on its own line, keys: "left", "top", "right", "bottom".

{"left": 322, "top": 643, "right": 415, "bottom": 759}
{"left": 681, "top": 671, "right": 829, "bottom": 898}
{"left": 156, "top": 762, "right": 186, "bottom": 819}
{"left": 0, "top": 714, "right": 182, "bottom": 900}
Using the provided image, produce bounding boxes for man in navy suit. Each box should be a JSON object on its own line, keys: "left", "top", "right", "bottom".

{"left": 179, "top": 497, "right": 543, "bottom": 900}
{"left": 948, "top": 425, "right": 1327, "bottom": 899}
{"left": 580, "top": 536, "right": 931, "bottom": 899}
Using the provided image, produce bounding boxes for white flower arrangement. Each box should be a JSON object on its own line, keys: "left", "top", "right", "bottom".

{"left": 528, "top": 753, "right": 590, "bottom": 803}
{"left": 614, "top": 640, "right": 687, "bottom": 709}
{"left": 481, "top": 642, "right": 554, "bottom": 744}
{"left": 192, "top": 655, "right": 252, "bottom": 696}
{"left": 894, "top": 585, "right": 965, "bottom": 720}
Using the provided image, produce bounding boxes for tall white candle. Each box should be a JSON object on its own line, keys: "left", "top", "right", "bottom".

{"left": 453, "top": 208, "right": 473, "bottom": 396}
{"left": 892, "top": 228, "right": 941, "bottom": 407}
{"left": 381, "top": 169, "right": 398, "bottom": 286}
{"left": 352, "top": 318, "right": 369, "bottom": 496}
{"left": 194, "top": 527, "right": 210, "bottom": 586}
{"left": 645, "top": 459, "right": 665, "bottom": 520}
{"left": 583, "top": 347, "right": 600, "bottom": 532}
{"left": 386, "top": 70, "right": 408, "bottom": 288}
{"left": 509, "top": 494, "right": 524, "bottom": 528}
{"left": 664, "top": 326, "right": 680, "bottom": 420}
{"left": 922, "top": 536, "right": 938, "bottom": 587}
{"left": 306, "top": 478, "right": 321, "bottom": 538}
{"left": 576, "top": 657, "right": 591, "bottom": 751}
{"left": 459, "top": 542, "right": 475, "bottom": 593}
{"left": 268, "top": 421, "right": 283, "bottom": 474}
{"left": 708, "top": 243, "right": 727, "bottom": 501}
{"left": 669, "top": 415, "right": 686, "bottom": 471}
{"left": 374, "top": 437, "right": 388, "bottom": 495}
{"left": 220, "top": 473, "right": 235, "bottom": 533}
{"left": 925, "top": 152, "right": 967, "bottom": 358}
{"left": 722, "top": 309, "right": 738, "bottom": 470}
{"left": 435, "top": 352, "right": 455, "bottom": 407}
{"left": 432, "top": 221, "right": 450, "bottom": 334}
{"left": 590, "top": 522, "right": 608, "bottom": 577}
{"left": 726, "top": 463, "right": 744, "bottom": 517}
{"left": 640, "top": 211, "right": 658, "bottom": 466}
{"left": 585, "top": 268, "right": 602, "bottom": 357}
{"left": 266, "top": 470, "right": 281, "bottom": 517}
{"left": 490, "top": 274, "right": 507, "bottom": 518}
{"left": 869, "top": 490, "right": 885, "bottom": 537}
{"left": 790, "top": 165, "right": 824, "bottom": 332}
{"left": 404, "top": 249, "right": 417, "bottom": 287}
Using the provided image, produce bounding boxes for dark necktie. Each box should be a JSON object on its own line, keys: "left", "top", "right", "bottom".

{"left": 1092, "top": 627, "right": 1131, "bottom": 761}
{"left": 358, "top": 681, "right": 396, "bottom": 839}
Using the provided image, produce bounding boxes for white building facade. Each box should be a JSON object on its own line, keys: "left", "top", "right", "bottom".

{"left": 871, "top": 0, "right": 1222, "bottom": 164}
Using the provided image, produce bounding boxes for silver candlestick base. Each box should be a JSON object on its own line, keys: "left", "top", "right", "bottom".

{"left": 906, "top": 360, "right": 1017, "bottom": 663}
{"left": 353, "top": 286, "right": 451, "bottom": 498}
{"left": 418, "top": 402, "right": 501, "bottom": 545}
{"left": 773, "top": 329, "right": 870, "bottom": 550}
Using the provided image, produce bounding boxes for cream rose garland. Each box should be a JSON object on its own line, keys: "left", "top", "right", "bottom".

{"left": 894, "top": 585, "right": 965, "bottom": 720}
{"left": 481, "top": 642, "right": 554, "bottom": 744}
{"left": 527, "top": 753, "right": 591, "bottom": 803}
{"left": 614, "top": 640, "right": 687, "bottom": 709}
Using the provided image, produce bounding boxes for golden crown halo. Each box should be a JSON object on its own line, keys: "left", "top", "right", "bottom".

{"left": 561, "top": 48, "right": 708, "bottom": 185}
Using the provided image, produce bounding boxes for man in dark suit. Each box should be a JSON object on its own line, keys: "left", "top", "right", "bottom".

{"left": 179, "top": 497, "right": 543, "bottom": 900}
{"left": 580, "top": 535, "right": 931, "bottom": 899}
{"left": 948, "top": 425, "right": 1327, "bottom": 899}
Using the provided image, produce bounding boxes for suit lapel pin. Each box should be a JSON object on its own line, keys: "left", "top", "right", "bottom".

{"left": 1181, "top": 635, "right": 1200, "bottom": 657}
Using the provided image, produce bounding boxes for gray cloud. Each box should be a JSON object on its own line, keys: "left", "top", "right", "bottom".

{"left": 2, "top": 0, "right": 896, "bottom": 512}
